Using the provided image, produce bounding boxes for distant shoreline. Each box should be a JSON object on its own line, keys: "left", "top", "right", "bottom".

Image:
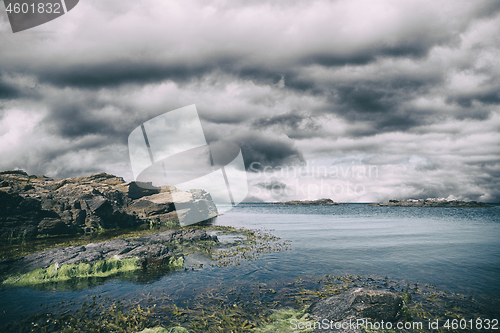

{"left": 269, "top": 198, "right": 342, "bottom": 206}
{"left": 368, "top": 198, "right": 491, "bottom": 207}
{"left": 258, "top": 198, "right": 494, "bottom": 207}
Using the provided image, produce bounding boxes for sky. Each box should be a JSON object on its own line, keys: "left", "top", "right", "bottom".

{"left": 0, "top": 0, "right": 499, "bottom": 203}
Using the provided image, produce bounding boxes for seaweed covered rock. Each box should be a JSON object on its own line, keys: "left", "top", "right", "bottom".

{"left": 308, "top": 288, "right": 403, "bottom": 332}
{"left": 0, "top": 170, "right": 218, "bottom": 239}
{"left": 0, "top": 229, "right": 217, "bottom": 281}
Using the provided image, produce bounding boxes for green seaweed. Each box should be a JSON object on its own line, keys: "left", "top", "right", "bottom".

{"left": 168, "top": 256, "right": 185, "bottom": 269}
{"left": 10, "top": 274, "right": 498, "bottom": 333}
{"left": 2, "top": 257, "right": 140, "bottom": 286}
{"left": 137, "top": 327, "right": 189, "bottom": 333}
{"left": 253, "top": 306, "right": 313, "bottom": 332}
{"left": 2, "top": 255, "right": 188, "bottom": 287}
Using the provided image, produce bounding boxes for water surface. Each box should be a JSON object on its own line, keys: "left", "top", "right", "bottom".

{"left": 1, "top": 203, "right": 499, "bottom": 326}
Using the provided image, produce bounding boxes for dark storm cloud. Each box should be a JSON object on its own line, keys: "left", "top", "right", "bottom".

{"left": 0, "top": 0, "right": 499, "bottom": 202}
{"left": 447, "top": 89, "right": 500, "bottom": 108}
{"left": 319, "top": 76, "right": 443, "bottom": 136}
{"left": 253, "top": 113, "right": 307, "bottom": 129}
{"left": 256, "top": 180, "right": 287, "bottom": 191}
{"left": 0, "top": 76, "right": 20, "bottom": 99}
{"left": 39, "top": 91, "right": 145, "bottom": 144}
{"left": 252, "top": 112, "right": 321, "bottom": 139}
{"left": 303, "top": 41, "right": 434, "bottom": 68}
{"left": 231, "top": 132, "right": 304, "bottom": 171}
{"left": 36, "top": 61, "right": 217, "bottom": 89}
{"left": 45, "top": 102, "right": 117, "bottom": 138}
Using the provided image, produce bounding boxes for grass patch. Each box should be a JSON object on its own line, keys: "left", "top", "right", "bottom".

{"left": 3, "top": 257, "right": 141, "bottom": 286}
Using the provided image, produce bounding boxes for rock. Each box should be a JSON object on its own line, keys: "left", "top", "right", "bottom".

{"left": 116, "top": 181, "right": 160, "bottom": 200}
{"left": 368, "top": 198, "right": 491, "bottom": 207}
{"left": 0, "top": 170, "right": 218, "bottom": 238}
{"left": 307, "top": 288, "right": 403, "bottom": 332}
{"left": 37, "top": 218, "right": 69, "bottom": 235}
{"left": 170, "top": 189, "right": 218, "bottom": 226}
{"left": 0, "top": 229, "right": 217, "bottom": 277}
{"left": 271, "top": 198, "right": 341, "bottom": 206}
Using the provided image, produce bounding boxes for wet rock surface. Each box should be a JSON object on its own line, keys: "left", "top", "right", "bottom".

{"left": 0, "top": 170, "right": 218, "bottom": 239}
{"left": 0, "top": 229, "right": 217, "bottom": 277}
{"left": 308, "top": 288, "right": 403, "bottom": 332}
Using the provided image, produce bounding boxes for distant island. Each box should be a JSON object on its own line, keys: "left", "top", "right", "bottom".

{"left": 270, "top": 198, "right": 341, "bottom": 206}
{"left": 368, "top": 198, "right": 491, "bottom": 207}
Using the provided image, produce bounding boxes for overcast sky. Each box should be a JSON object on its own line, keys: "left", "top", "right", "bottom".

{"left": 1, "top": 0, "right": 499, "bottom": 202}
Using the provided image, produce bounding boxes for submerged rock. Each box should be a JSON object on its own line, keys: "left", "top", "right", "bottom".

{"left": 307, "top": 288, "right": 403, "bottom": 332}
{"left": 0, "top": 229, "right": 217, "bottom": 283}
{"left": 0, "top": 170, "right": 218, "bottom": 239}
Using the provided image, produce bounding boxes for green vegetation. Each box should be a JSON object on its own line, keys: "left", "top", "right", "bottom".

{"left": 137, "top": 327, "right": 189, "bottom": 333}
{"left": 3, "top": 257, "right": 141, "bottom": 286}
{"left": 167, "top": 256, "right": 185, "bottom": 269}
{"left": 2, "top": 256, "right": 186, "bottom": 287}
{"left": 253, "top": 307, "right": 313, "bottom": 332}
{"left": 0, "top": 225, "right": 289, "bottom": 291}
{"left": 207, "top": 226, "right": 290, "bottom": 267}
{"left": 9, "top": 274, "right": 497, "bottom": 333}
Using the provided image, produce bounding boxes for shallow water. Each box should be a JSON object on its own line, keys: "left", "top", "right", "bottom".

{"left": 1, "top": 203, "right": 499, "bottom": 326}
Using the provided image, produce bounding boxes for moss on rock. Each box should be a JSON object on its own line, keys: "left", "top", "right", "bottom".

{"left": 2, "top": 257, "right": 141, "bottom": 286}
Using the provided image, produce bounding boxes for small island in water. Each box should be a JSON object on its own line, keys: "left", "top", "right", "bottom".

{"left": 270, "top": 198, "right": 342, "bottom": 205}
{"left": 368, "top": 198, "right": 491, "bottom": 207}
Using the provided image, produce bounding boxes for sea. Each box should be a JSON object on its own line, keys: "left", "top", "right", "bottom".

{"left": 1, "top": 203, "right": 499, "bottom": 327}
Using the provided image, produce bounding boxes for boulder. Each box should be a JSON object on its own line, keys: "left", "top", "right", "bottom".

{"left": 308, "top": 288, "right": 403, "bottom": 332}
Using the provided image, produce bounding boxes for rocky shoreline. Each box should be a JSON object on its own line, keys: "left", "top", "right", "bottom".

{"left": 0, "top": 229, "right": 217, "bottom": 286}
{"left": 270, "top": 198, "right": 341, "bottom": 206}
{"left": 8, "top": 272, "right": 496, "bottom": 333}
{"left": 0, "top": 170, "right": 218, "bottom": 239}
{"left": 368, "top": 198, "right": 491, "bottom": 207}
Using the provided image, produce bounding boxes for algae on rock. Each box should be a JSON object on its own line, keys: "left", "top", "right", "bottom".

{"left": 2, "top": 257, "right": 141, "bottom": 286}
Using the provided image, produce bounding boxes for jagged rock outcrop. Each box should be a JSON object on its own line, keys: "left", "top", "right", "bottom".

{"left": 0, "top": 170, "right": 218, "bottom": 239}
{"left": 308, "top": 288, "right": 403, "bottom": 332}
{"left": 368, "top": 198, "right": 491, "bottom": 207}
{"left": 271, "top": 198, "right": 341, "bottom": 205}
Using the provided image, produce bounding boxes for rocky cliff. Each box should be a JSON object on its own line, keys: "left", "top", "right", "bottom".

{"left": 0, "top": 170, "right": 218, "bottom": 239}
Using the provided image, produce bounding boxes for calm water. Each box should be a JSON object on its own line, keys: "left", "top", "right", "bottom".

{"left": 1, "top": 203, "right": 499, "bottom": 325}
